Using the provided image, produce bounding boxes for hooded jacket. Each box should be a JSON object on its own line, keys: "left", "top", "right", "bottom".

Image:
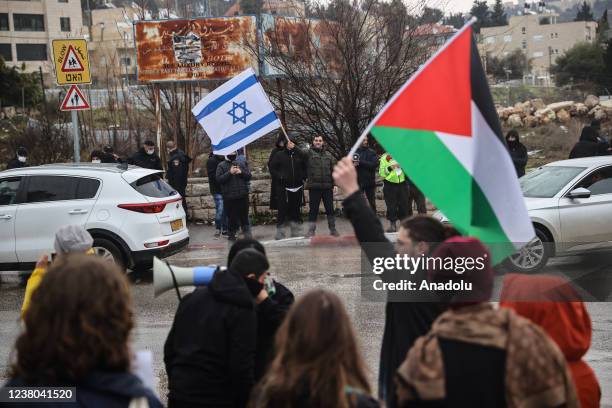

{"left": 569, "top": 127, "right": 608, "bottom": 159}
{"left": 216, "top": 159, "right": 252, "bottom": 200}
{"left": 506, "top": 136, "right": 528, "bottom": 177}
{"left": 500, "top": 273, "right": 601, "bottom": 408}
{"left": 206, "top": 154, "right": 224, "bottom": 195}
{"left": 128, "top": 148, "right": 163, "bottom": 170}
{"left": 4, "top": 371, "right": 162, "bottom": 408}
{"left": 6, "top": 157, "right": 27, "bottom": 169}
{"left": 269, "top": 147, "right": 308, "bottom": 189}
{"left": 164, "top": 268, "right": 257, "bottom": 408}
{"left": 166, "top": 148, "right": 192, "bottom": 192}
{"left": 355, "top": 146, "right": 379, "bottom": 189}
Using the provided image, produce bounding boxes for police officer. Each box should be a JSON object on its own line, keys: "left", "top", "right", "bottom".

{"left": 166, "top": 140, "right": 192, "bottom": 218}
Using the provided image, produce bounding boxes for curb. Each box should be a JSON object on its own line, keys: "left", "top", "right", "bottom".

{"left": 261, "top": 232, "right": 399, "bottom": 248}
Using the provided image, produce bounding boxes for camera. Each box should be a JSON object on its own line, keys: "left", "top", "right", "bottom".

{"left": 352, "top": 153, "right": 360, "bottom": 162}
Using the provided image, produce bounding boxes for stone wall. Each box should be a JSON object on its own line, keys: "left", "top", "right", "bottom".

{"left": 185, "top": 172, "right": 398, "bottom": 223}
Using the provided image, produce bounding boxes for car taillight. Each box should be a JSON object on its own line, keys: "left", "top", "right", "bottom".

{"left": 144, "top": 240, "right": 169, "bottom": 248}
{"left": 118, "top": 198, "right": 181, "bottom": 214}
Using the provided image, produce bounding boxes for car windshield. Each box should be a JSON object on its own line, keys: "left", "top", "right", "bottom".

{"left": 520, "top": 166, "right": 586, "bottom": 198}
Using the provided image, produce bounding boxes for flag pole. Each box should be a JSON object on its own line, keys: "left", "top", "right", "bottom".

{"left": 280, "top": 121, "right": 291, "bottom": 142}
{"left": 346, "top": 17, "right": 478, "bottom": 158}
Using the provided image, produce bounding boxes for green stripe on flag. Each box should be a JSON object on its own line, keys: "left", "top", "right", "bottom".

{"left": 371, "top": 126, "right": 514, "bottom": 263}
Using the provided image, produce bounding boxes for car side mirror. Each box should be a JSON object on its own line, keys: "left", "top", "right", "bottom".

{"left": 567, "top": 187, "right": 591, "bottom": 199}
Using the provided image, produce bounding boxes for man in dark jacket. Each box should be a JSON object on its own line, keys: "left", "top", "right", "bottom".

{"left": 354, "top": 136, "right": 379, "bottom": 213}
{"left": 304, "top": 135, "right": 338, "bottom": 237}
{"left": 6, "top": 147, "right": 28, "bottom": 169}
{"left": 128, "top": 140, "right": 163, "bottom": 170}
{"left": 269, "top": 137, "right": 308, "bottom": 239}
{"left": 569, "top": 126, "right": 608, "bottom": 159}
{"left": 216, "top": 152, "right": 252, "bottom": 241}
{"left": 102, "top": 145, "right": 121, "bottom": 163}
{"left": 166, "top": 140, "right": 192, "bottom": 218}
{"left": 267, "top": 135, "right": 286, "bottom": 212}
{"left": 207, "top": 153, "right": 228, "bottom": 237}
{"left": 227, "top": 239, "right": 294, "bottom": 380}
{"left": 164, "top": 249, "right": 270, "bottom": 408}
{"left": 506, "top": 130, "right": 528, "bottom": 177}
{"left": 333, "top": 157, "right": 450, "bottom": 408}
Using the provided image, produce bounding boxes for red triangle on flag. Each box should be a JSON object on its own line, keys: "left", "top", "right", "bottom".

{"left": 61, "top": 85, "right": 90, "bottom": 111}
{"left": 374, "top": 28, "right": 473, "bottom": 137}
{"left": 61, "top": 45, "right": 85, "bottom": 72}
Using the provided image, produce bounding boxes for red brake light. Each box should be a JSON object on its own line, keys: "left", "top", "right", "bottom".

{"left": 118, "top": 198, "right": 181, "bottom": 214}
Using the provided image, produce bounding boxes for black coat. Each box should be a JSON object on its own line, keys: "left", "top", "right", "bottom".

{"left": 6, "top": 157, "right": 27, "bottom": 169}
{"left": 167, "top": 149, "right": 192, "bottom": 192}
{"left": 128, "top": 148, "right": 163, "bottom": 170}
{"left": 569, "top": 128, "right": 609, "bottom": 159}
{"left": 342, "top": 192, "right": 445, "bottom": 408}
{"left": 355, "top": 146, "right": 378, "bottom": 189}
{"left": 267, "top": 147, "right": 284, "bottom": 210}
{"left": 4, "top": 371, "right": 163, "bottom": 408}
{"left": 269, "top": 148, "right": 308, "bottom": 189}
{"left": 164, "top": 268, "right": 257, "bottom": 408}
{"left": 255, "top": 281, "right": 294, "bottom": 381}
{"left": 216, "top": 160, "right": 252, "bottom": 201}
{"left": 507, "top": 142, "right": 528, "bottom": 177}
{"left": 206, "top": 155, "right": 224, "bottom": 195}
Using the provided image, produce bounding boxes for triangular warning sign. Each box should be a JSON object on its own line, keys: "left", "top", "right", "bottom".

{"left": 61, "top": 45, "right": 85, "bottom": 72}
{"left": 61, "top": 85, "right": 90, "bottom": 111}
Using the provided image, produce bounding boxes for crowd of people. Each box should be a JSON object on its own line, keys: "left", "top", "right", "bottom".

{"left": 2, "top": 154, "right": 602, "bottom": 408}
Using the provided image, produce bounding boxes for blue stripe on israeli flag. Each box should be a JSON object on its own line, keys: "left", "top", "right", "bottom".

{"left": 192, "top": 67, "right": 281, "bottom": 155}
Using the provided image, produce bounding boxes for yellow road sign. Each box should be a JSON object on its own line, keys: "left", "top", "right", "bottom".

{"left": 51, "top": 39, "right": 91, "bottom": 85}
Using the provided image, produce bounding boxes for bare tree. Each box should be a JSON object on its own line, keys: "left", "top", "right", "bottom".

{"left": 249, "top": 0, "right": 440, "bottom": 158}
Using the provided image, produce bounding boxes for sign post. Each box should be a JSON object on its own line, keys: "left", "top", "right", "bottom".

{"left": 51, "top": 38, "right": 92, "bottom": 162}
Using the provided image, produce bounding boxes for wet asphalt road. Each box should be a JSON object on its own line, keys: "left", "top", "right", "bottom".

{"left": 1, "top": 222, "right": 612, "bottom": 406}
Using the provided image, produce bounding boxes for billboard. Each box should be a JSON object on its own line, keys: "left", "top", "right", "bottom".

{"left": 134, "top": 16, "right": 258, "bottom": 82}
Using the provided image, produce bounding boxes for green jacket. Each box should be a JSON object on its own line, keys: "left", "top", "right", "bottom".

{"left": 305, "top": 147, "right": 335, "bottom": 190}
{"left": 379, "top": 153, "right": 406, "bottom": 184}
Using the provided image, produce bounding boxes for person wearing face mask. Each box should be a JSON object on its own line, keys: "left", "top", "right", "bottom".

{"left": 90, "top": 150, "right": 104, "bottom": 164}
{"left": 128, "top": 140, "right": 163, "bottom": 170}
{"left": 216, "top": 152, "right": 252, "bottom": 241}
{"left": 166, "top": 140, "right": 192, "bottom": 219}
{"left": 505, "top": 130, "right": 528, "bottom": 177}
{"left": 6, "top": 147, "right": 28, "bottom": 169}
{"left": 164, "top": 248, "right": 269, "bottom": 408}
{"left": 333, "top": 157, "right": 458, "bottom": 408}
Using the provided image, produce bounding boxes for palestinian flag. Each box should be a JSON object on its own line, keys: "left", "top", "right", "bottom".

{"left": 368, "top": 22, "right": 534, "bottom": 263}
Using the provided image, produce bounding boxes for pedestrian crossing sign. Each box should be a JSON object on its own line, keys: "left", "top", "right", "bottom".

{"left": 60, "top": 85, "right": 91, "bottom": 111}
{"left": 52, "top": 39, "right": 91, "bottom": 85}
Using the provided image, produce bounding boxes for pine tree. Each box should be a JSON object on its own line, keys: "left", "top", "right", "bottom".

{"left": 443, "top": 12, "right": 465, "bottom": 29}
{"left": 575, "top": 0, "right": 594, "bottom": 22}
{"left": 470, "top": 0, "right": 491, "bottom": 33}
{"left": 490, "top": 0, "right": 507, "bottom": 26}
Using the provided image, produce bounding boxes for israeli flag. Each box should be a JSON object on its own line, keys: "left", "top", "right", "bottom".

{"left": 192, "top": 68, "right": 281, "bottom": 155}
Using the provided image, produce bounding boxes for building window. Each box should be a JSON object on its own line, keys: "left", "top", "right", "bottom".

{"left": 555, "top": 33, "right": 558, "bottom": 38}
{"left": 522, "top": 27, "right": 526, "bottom": 34}
{"left": 533, "top": 51, "right": 544, "bottom": 57}
{"left": 13, "top": 14, "right": 45, "bottom": 32}
{"left": 522, "top": 40, "right": 527, "bottom": 49}
{"left": 59, "top": 0, "right": 68, "bottom": 3}
{"left": 533, "top": 34, "right": 543, "bottom": 41}
{"left": 0, "top": 44, "right": 11, "bottom": 62}
{"left": 120, "top": 57, "right": 131, "bottom": 66}
{"left": 16, "top": 44, "right": 47, "bottom": 61}
{"left": 555, "top": 49, "right": 559, "bottom": 54}
{"left": 0, "top": 14, "right": 8, "bottom": 31}
{"left": 503, "top": 35, "right": 512, "bottom": 42}
{"left": 60, "top": 17, "right": 70, "bottom": 32}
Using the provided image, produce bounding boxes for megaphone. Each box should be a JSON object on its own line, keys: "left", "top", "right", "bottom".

{"left": 153, "top": 256, "right": 222, "bottom": 298}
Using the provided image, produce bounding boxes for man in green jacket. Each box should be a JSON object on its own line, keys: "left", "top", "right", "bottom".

{"left": 304, "top": 135, "right": 339, "bottom": 237}
{"left": 379, "top": 153, "right": 409, "bottom": 232}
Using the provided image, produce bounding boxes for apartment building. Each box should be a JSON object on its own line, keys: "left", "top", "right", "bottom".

{"left": 480, "top": 13, "right": 597, "bottom": 85}
{"left": 89, "top": 7, "right": 138, "bottom": 83}
{"left": 0, "top": 0, "right": 84, "bottom": 77}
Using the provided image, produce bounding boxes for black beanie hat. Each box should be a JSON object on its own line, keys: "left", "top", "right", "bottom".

{"left": 230, "top": 248, "right": 269, "bottom": 278}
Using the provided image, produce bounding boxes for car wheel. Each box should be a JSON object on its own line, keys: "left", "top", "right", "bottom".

{"left": 92, "top": 238, "right": 126, "bottom": 269}
{"left": 504, "top": 228, "right": 551, "bottom": 273}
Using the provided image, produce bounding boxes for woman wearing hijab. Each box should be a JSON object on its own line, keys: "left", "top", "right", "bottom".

{"left": 500, "top": 273, "right": 601, "bottom": 408}
{"left": 506, "top": 130, "right": 528, "bottom": 177}
{"left": 395, "top": 237, "right": 579, "bottom": 408}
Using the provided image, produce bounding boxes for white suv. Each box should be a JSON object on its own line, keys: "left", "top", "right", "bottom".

{"left": 0, "top": 163, "right": 189, "bottom": 272}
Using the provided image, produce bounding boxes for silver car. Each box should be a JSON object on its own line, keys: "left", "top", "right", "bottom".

{"left": 435, "top": 156, "right": 612, "bottom": 272}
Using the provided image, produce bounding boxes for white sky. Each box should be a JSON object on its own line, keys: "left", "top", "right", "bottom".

{"left": 429, "top": 0, "right": 518, "bottom": 14}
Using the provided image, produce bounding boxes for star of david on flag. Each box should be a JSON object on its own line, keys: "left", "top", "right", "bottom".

{"left": 192, "top": 68, "right": 281, "bottom": 155}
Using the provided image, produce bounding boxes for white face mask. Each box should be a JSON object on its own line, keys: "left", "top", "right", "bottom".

{"left": 145, "top": 149, "right": 155, "bottom": 155}
{"left": 17, "top": 155, "right": 26, "bottom": 163}
{"left": 92, "top": 159, "right": 101, "bottom": 164}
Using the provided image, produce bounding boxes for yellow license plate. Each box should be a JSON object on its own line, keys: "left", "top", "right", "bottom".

{"left": 171, "top": 219, "right": 183, "bottom": 232}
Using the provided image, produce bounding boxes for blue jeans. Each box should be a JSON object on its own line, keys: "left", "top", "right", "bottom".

{"left": 213, "top": 193, "right": 228, "bottom": 231}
